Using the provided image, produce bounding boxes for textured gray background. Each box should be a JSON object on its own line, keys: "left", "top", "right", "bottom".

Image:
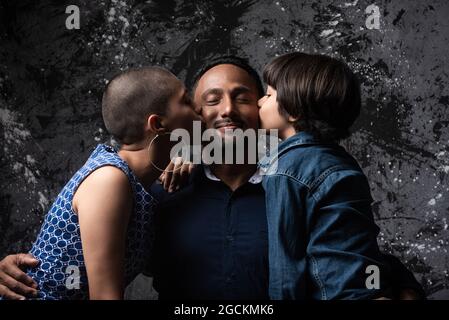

{"left": 0, "top": 0, "right": 448, "bottom": 299}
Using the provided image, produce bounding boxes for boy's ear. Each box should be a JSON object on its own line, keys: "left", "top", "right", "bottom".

{"left": 287, "top": 115, "right": 299, "bottom": 123}
{"left": 147, "top": 114, "right": 167, "bottom": 134}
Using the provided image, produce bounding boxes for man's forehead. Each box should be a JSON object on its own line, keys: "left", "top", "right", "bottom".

{"left": 195, "top": 64, "right": 258, "bottom": 93}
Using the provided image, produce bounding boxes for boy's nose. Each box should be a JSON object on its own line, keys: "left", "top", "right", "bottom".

{"left": 257, "top": 96, "right": 265, "bottom": 108}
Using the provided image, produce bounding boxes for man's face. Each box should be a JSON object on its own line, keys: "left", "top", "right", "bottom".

{"left": 193, "top": 64, "right": 260, "bottom": 138}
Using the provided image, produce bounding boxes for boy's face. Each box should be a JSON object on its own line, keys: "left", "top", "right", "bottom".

{"left": 258, "top": 85, "right": 294, "bottom": 138}
{"left": 258, "top": 85, "right": 283, "bottom": 129}
{"left": 193, "top": 64, "right": 260, "bottom": 139}
{"left": 164, "top": 81, "right": 202, "bottom": 135}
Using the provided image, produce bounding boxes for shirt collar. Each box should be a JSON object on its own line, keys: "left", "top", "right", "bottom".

{"left": 203, "top": 165, "right": 263, "bottom": 184}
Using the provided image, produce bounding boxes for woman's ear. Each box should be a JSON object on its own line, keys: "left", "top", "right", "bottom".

{"left": 147, "top": 114, "right": 167, "bottom": 134}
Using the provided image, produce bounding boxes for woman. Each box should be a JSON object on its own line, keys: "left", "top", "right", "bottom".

{"left": 15, "top": 66, "right": 199, "bottom": 299}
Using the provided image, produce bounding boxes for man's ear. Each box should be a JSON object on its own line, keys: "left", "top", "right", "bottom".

{"left": 147, "top": 114, "right": 167, "bottom": 135}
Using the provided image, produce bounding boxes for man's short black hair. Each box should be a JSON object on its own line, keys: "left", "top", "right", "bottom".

{"left": 190, "top": 55, "right": 264, "bottom": 98}
{"left": 102, "top": 66, "right": 180, "bottom": 144}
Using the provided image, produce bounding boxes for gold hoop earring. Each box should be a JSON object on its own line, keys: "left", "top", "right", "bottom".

{"left": 147, "top": 132, "right": 189, "bottom": 173}
{"left": 147, "top": 134, "right": 166, "bottom": 172}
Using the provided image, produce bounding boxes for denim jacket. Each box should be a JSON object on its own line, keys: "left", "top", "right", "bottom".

{"left": 259, "top": 131, "right": 393, "bottom": 300}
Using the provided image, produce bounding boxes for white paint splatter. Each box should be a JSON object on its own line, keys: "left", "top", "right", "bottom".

{"left": 1, "top": 108, "right": 31, "bottom": 144}
{"left": 118, "top": 15, "right": 130, "bottom": 29}
{"left": 24, "top": 167, "right": 37, "bottom": 184}
{"left": 26, "top": 154, "right": 36, "bottom": 165}
{"left": 38, "top": 191, "right": 49, "bottom": 211}
{"left": 438, "top": 165, "right": 449, "bottom": 174}
{"left": 320, "top": 29, "right": 334, "bottom": 38}
{"left": 436, "top": 151, "right": 446, "bottom": 159}
{"left": 343, "top": 0, "right": 359, "bottom": 7}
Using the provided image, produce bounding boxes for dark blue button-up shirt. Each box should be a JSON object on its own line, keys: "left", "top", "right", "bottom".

{"left": 150, "top": 166, "right": 269, "bottom": 300}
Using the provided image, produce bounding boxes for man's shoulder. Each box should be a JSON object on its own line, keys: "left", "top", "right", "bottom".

{"left": 150, "top": 165, "right": 204, "bottom": 204}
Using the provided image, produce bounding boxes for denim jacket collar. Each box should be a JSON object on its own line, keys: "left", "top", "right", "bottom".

{"left": 259, "top": 131, "right": 332, "bottom": 171}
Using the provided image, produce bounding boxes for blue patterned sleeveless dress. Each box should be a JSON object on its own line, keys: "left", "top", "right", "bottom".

{"left": 26, "top": 144, "right": 157, "bottom": 299}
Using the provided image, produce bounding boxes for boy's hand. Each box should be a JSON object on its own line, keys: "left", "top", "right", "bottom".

{"left": 160, "top": 157, "right": 195, "bottom": 193}
{"left": 0, "top": 254, "right": 39, "bottom": 300}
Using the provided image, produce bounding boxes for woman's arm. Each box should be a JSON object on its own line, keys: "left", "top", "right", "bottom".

{"left": 73, "top": 166, "right": 132, "bottom": 300}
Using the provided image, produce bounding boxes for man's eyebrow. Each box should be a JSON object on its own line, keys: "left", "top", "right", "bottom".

{"left": 231, "top": 86, "right": 252, "bottom": 95}
{"left": 201, "top": 88, "right": 223, "bottom": 100}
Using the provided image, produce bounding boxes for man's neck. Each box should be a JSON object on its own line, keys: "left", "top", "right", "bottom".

{"left": 210, "top": 163, "right": 258, "bottom": 191}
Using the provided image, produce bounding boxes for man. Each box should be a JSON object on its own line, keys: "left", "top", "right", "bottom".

{"left": 150, "top": 57, "right": 268, "bottom": 299}
{"left": 0, "top": 56, "right": 424, "bottom": 300}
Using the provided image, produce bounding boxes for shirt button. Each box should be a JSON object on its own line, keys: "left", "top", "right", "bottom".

{"left": 226, "top": 235, "right": 234, "bottom": 242}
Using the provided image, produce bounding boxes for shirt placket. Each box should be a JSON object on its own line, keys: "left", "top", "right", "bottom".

{"left": 223, "top": 190, "right": 237, "bottom": 296}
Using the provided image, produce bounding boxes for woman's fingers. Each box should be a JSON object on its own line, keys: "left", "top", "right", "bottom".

{"left": 178, "top": 163, "right": 195, "bottom": 190}
{"left": 163, "top": 162, "right": 175, "bottom": 191}
{"left": 169, "top": 157, "right": 184, "bottom": 193}
{"left": 188, "top": 163, "right": 195, "bottom": 174}
{"left": 162, "top": 158, "right": 194, "bottom": 192}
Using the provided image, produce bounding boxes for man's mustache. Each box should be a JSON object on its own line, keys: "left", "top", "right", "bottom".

{"left": 214, "top": 118, "right": 245, "bottom": 129}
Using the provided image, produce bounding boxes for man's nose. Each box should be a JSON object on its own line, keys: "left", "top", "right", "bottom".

{"left": 220, "top": 96, "right": 237, "bottom": 118}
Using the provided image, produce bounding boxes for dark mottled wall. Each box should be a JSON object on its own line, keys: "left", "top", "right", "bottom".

{"left": 0, "top": 0, "right": 448, "bottom": 299}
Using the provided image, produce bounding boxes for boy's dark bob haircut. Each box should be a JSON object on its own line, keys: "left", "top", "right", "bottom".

{"left": 263, "top": 52, "right": 361, "bottom": 141}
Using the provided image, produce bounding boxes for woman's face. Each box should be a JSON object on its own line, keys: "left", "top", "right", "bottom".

{"left": 164, "top": 82, "right": 202, "bottom": 136}
{"left": 257, "top": 85, "right": 295, "bottom": 139}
